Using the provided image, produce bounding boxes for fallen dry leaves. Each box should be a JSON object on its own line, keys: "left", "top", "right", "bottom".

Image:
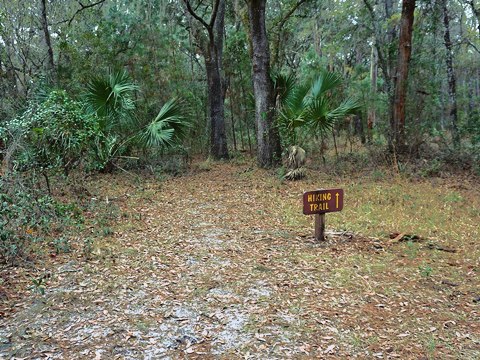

{"left": 0, "top": 161, "right": 479, "bottom": 359}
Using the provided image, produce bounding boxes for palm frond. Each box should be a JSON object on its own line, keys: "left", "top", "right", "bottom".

{"left": 139, "top": 98, "right": 191, "bottom": 149}
{"left": 284, "top": 84, "right": 310, "bottom": 115}
{"left": 273, "top": 73, "right": 296, "bottom": 107}
{"left": 153, "top": 98, "right": 191, "bottom": 139}
{"left": 326, "top": 97, "right": 362, "bottom": 122}
{"left": 311, "top": 71, "right": 342, "bottom": 97}
{"left": 85, "top": 70, "right": 138, "bottom": 120}
{"left": 141, "top": 121, "right": 175, "bottom": 148}
{"left": 275, "top": 70, "right": 361, "bottom": 143}
{"left": 108, "top": 71, "right": 138, "bottom": 112}
{"left": 306, "top": 97, "right": 335, "bottom": 134}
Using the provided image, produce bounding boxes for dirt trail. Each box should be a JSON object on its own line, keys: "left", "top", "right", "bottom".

{"left": 1, "top": 163, "right": 479, "bottom": 359}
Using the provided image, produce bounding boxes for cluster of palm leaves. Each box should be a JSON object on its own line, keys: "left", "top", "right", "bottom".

{"left": 273, "top": 71, "right": 361, "bottom": 147}
{"left": 84, "top": 71, "right": 191, "bottom": 171}
{"left": 273, "top": 71, "right": 360, "bottom": 180}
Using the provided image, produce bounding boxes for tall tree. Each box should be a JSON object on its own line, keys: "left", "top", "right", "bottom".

{"left": 441, "top": 0, "right": 460, "bottom": 148}
{"left": 367, "top": 37, "right": 377, "bottom": 139}
{"left": 247, "top": 0, "right": 281, "bottom": 167}
{"left": 269, "top": 0, "right": 308, "bottom": 69}
{"left": 391, "top": 0, "right": 416, "bottom": 150}
{"left": 466, "top": 0, "right": 480, "bottom": 34}
{"left": 40, "top": 0, "right": 55, "bottom": 75}
{"left": 184, "top": 0, "right": 229, "bottom": 159}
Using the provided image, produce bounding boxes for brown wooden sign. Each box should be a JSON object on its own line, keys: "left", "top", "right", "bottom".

{"left": 303, "top": 188, "right": 344, "bottom": 241}
{"left": 303, "top": 189, "right": 344, "bottom": 215}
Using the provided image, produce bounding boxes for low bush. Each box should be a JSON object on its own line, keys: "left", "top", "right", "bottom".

{"left": 0, "top": 172, "right": 81, "bottom": 264}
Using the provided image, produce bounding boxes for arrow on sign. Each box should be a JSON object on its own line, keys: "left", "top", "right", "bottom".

{"left": 336, "top": 192, "right": 339, "bottom": 208}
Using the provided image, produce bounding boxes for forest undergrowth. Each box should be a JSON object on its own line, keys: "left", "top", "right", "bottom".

{"left": 0, "top": 159, "right": 479, "bottom": 359}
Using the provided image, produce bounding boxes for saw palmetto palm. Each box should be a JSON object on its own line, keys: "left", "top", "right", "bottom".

{"left": 274, "top": 71, "right": 361, "bottom": 145}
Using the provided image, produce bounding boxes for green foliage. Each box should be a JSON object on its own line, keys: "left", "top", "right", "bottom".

{"left": 84, "top": 71, "right": 191, "bottom": 171}
{"left": 419, "top": 159, "right": 442, "bottom": 177}
{"left": 0, "top": 173, "right": 77, "bottom": 264}
{"left": 85, "top": 70, "right": 139, "bottom": 131}
{"left": 273, "top": 71, "right": 361, "bottom": 147}
{"left": 1, "top": 90, "right": 98, "bottom": 175}
{"left": 29, "top": 276, "right": 46, "bottom": 296}
{"left": 53, "top": 236, "right": 72, "bottom": 255}
{"left": 140, "top": 98, "right": 191, "bottom": 149}
{"left": 419, "top": 263, "right": 433, "bottom": 278}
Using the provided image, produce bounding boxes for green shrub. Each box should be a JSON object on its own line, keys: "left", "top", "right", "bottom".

{"left": 0, "top": 173, "right": 79, "bottom": 264}
{"left": 1, "top": 90, "right": 99, "bottom": 176}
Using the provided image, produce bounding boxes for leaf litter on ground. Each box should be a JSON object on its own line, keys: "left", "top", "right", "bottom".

{"left": 1, "top": 161, "right": 479, "bottom": 359}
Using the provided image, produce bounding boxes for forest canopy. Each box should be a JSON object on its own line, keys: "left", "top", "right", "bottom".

{"left": 0, "top": 0, "right": 478, "bottom": 172}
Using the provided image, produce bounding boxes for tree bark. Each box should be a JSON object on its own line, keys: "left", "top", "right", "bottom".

{"left": 391, "top": 0, "right": 416, "bottom": 150}
{"left": 40, "top": 0, "right": 55, "bottom": 74}
{"left": 367, "top": 38, "right": 377, "bottom": 141}
{"left": 363, "top": 0, "right": 394, "bottom": 106}
{"left": 247, "top": 0, "right": 281, "bottom": 168}
{"left": 467, "top": 0, "right": 480, "bottom": 34}
{"left": 270, "top": 0, "right": 307, "bottom": 68}
{"left": 442, "top": 0, "right": 460, "bottom": 148}
{"left": 184, "top": 0, "right": 229, "bottom": 159}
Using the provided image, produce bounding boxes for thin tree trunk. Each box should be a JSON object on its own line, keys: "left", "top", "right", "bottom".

{"left": 332, "top": 129, "right": 338, "bottom": 158}
{"left": 229, "top": 90, "right": 237, "bottom": 151}
{"left": 40, "top": 0, "right": 55, "bottom": 74}
{"left": 367, "top": 38, "right": 377, "bottom": 141}
{"left": 468, "top": 0, "right": 480, "bottom": 34}
{"left": 391, "top": 0, "right": 416, "bottom": 150}
{"left": 184, "top": 0, "right": 229, "bottom": 159}
{"left": 210, "top": 0, "right": 228, "bottom": 158}
{"left": 363, "top": 0, "right": 393, "bottom": 109}
{"left": 441, "top": 0, "right": 460, "bottom": 148}
{"left": 355, "top": 115, "right": 366, "bottom": 144}
{"left": 238, "top": 67, "right": 252, "bottom": 154}
{"left": 205, "top": 50, "right": 229, "bottom": 159}
{"left": 247, "top": 0, "right": 281, "bottom": 168}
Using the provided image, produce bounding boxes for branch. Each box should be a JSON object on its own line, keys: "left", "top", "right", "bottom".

{"left": 270, "top": 0, "right": 309, "bottom": 67}
{"left": 275, "top": 0, "right": 309, "bottom": 31}
{"left": 209, "top": 0, "right": 221, "bottom": 28}
{"left": 53, "top": 0, "right": 107, "bottom": 26}
{"left": 467, "top": 0, "right": 480, "bottom": 18}
{"left": 363, "top": 0, "right": 375, "bottom": 21}
{"left": 462, "top": 37, "right": 480, "bottom": 54}
{"left": 69, "top": 0, "right": 107, "bottom": 25}
{"left": 183, "top": 0, "right": 212, "bottom": 30}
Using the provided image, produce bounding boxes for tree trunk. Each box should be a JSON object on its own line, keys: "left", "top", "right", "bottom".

{"left": 184, "top": 0, "right": 229, "bottom": 159}
{"left": 441, "top": 0, "right": 460, "bottom": 148}
{"left": 391, "top": 0, "right": 416, "bottom": 151}
{"left": 239, "top": 68, "right": 253, "bottom": 154}
{"left": 367, "top": 38, "right": 377, "bottom": 141}
{"left": 40, "top": 0, "right": 55, "bottom": 74}
{"left": 208, "top": 0, "right": 228, "bottom": 159}
{"left": 468, "top": 0, "right": 480, "bottom": 34}
{"left": 247, "top": 0, "right": 281, "bottom": 168}
{"left": 355, "top": 115, "right": 366, "bottom": 145}
{"left": 205, "top": 54, "right": 229, "bottom": 159}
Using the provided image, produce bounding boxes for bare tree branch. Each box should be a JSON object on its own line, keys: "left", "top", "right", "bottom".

{"left": 52, "top": 0, "right": 107, "bottom": 26}
{"left": 466, "top": 0, "right": 480, "bottom": 33}
{"left": 183, "top": 0, "right": 213, "bottom": 32}
{"left": 209, "top": 0, "right": 221, "bottom": 28}
{"left": 270, "top": 0, "right": 310, "bottom": 67}
{"left": 462, "top": 37, "right": 480, "bottom": 54}
{"left": 274, "top": 0, "right": 309, "bottom": 30}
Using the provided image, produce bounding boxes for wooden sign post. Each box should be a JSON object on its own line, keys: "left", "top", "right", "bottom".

{"left": 303, "top": 189, "right": 344, "bottom": 241}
